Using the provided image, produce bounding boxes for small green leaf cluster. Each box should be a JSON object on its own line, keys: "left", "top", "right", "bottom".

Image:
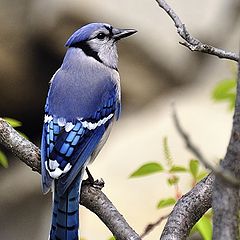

{"left": 4, "top": 118, "right": 22, "bottom": 128}
{"left": 0, "top": 150, "right": 8, "bottom": 168}
{"left": 191, "top": 213, "right": 212, "bottom": 240}
{"left": 0, "top": 118, "right": 27, "bottom": 168}
{"left": 130, "top": 137, "right": 207, "bottom": 184}
{"left": 107, "top": 237, "right": 115, "bottom": 240}
{"left": 129, "top": 136, "right": 210, "bottom": 239}
{"left": 212, "top": 67, "right": 237, "bottom": 111}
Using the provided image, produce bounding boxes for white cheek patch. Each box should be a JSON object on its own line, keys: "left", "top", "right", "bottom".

{"left": 45, "top": 161, "right": 72, "bottom": 179}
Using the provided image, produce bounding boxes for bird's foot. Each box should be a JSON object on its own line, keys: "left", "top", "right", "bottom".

{"left": 83, "top": 167, "right": 105, "bottom": 190}
{"left": 86, "top": 167, "right": 95, "bottom": 184}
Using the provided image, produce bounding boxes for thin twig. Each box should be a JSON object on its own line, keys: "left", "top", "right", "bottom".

{"left": 140, "top": 214, "right": 169, "bottom": 238}
{"left": 172, "top": 106, "right": 240, "bottom": 187}
{"left": 155, "top": 0, "right": 239, "bottom": 62}
{"left": 0, "top": 117, "right": 141, "bottom": 240}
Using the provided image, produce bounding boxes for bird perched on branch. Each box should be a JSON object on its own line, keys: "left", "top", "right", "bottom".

{"left": 41, "top": 22, "right": 137, "bottom": 240}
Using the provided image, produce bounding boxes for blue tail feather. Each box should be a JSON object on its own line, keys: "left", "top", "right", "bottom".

{"left": 50, "top": 172, "right": 82, "bottom": 240}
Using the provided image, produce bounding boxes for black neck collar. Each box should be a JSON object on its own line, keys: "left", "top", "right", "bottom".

{"left": 70, "top": 41, "right": 103, "bottom": 64}
{"left": 70, "top": 42, "right": 118, "bottom": 72}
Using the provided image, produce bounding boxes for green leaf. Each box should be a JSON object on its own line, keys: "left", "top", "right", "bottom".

{"left": 204, "top": 209, "right": 213, "bottom": 219}
{"left": 107, "top": 237, "right": 116, "bottom": 240}
{"left": 130, "top": 162, "right": 164, "bottom": 177}
{"left": 3, "top": 118, "right": 28, "bottom": 139}
{"left": 169, "top": 165, "right": 187, "bottom": 173}
{"left": 0, "top": 150, "right": 8, "bottom": 168}
{"left": 212, "top": 79, "right": 236, "bottom": 100}
{"left": 167, "top": 176, "right": 179, "bottom": 185}
{"left": 190, "top": 224, "right": 198, "bottom": 235}
{"left": 212, "top": 79, "right": 236, "bottom": 110}
{"left": 163, "top": 136, "right": 173, "bottom": 167}
{"left": 157, "top": 197, "right": 176, "bottom": 209}
{"left": 194, "top": 215, "right": 212, "bottom": 240}
{"left": 196, "top": 170, "right": 208, "bottom": 182}
{"left": 3, "top": 117, "right": 22, "bottom": 128}
{"left": 189, "top": 159, "right": 199, "bottom": 179}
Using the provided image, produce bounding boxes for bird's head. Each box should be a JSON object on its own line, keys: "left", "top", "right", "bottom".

{"left": 65, "top": 23, "right": 137, "bottom": 69}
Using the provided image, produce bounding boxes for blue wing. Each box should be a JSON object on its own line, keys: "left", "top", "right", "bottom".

{"left": 41, "top": 94, "right": 119, "bottom": 195}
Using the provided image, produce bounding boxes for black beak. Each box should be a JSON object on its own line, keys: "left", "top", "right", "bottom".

{"left": 112, "top": 28, "right": 137, "bottom": 41}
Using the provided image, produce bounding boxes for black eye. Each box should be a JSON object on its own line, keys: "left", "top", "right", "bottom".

{"left": 96, "top": 33, "right": 106, "bottom": 40}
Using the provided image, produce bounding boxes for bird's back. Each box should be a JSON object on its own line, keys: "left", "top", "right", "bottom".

{"left": 48, "top": 48, "right": 120, "bottom": 121}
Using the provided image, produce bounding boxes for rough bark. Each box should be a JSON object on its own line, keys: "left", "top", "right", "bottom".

{"left": 160, "top": 173, "right": 214, "bottom": 240}
{"left": 212, "top": 56, "right": 240, "bottom": 240}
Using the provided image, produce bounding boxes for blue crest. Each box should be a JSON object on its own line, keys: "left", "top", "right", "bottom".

{"left": 65, "top": 22, "right": 111, "bottom": 47}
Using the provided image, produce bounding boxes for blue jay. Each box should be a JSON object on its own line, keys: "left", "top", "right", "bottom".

{"left": 41, "top": 22, "right": 136, "bottom": 240}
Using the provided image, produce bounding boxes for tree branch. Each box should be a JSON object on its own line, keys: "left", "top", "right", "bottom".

{"left": 154, "top": 1, "right": 240, "bottom": 239}
{"left": 81, "top": 182, "right": 140, "bottom": 240}
{"left": 212, "top": 55, "right": 240, "bottom": 240}
{"left": 0, "top": 118, "right": 41, "bottom": 173}
{"left": 0, "top": 118, "right": 141, "bottom": 240}
{"left": 155, "top": 0, "right": 239, "bottom": 62}
{"left": 160, "top": 173, "right": 214, "bottom": 240}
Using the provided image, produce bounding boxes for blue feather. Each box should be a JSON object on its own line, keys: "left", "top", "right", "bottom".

{"left": 66, "top": 131, "right": 77, "bottom": 142}
{"left": 50, "top": 171, "right": 81, "bottom": 240}
{"left": 71, "top": 135, "right": 81, "bottom": 146}
{"left": 57, "top": 125, "right": 106, "bottom": 195}
{"left": 65, "top": 23, "right": 111, "bottom": 47}
{"left": 40, "top": 22, "right": 132, "bottom": 240}
{"left": 41, "top": 126, "right": 53, "bottom": 194}
{"left": 66, "top": 147, "right": 74, "bottom": 157}
{"left": 47, "top": 54, "right": 120, "bottom": 121}
{"left": 41, "top": 82, "right": 120, "bottom": 239}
